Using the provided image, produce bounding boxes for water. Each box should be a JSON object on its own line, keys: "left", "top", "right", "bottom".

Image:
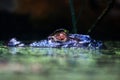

{"left": 0, "top": 46, "right": 120, "bottom": 80}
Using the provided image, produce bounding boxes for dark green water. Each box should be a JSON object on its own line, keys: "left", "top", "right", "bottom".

{"left": 0, "top": 41, "right": 120, "bottom": 80}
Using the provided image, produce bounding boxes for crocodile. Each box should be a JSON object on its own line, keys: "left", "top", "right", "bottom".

{"left": 8, "top": 29, "right": 104, "bottom": 49}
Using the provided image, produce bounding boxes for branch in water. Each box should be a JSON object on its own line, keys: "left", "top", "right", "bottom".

{"left": 87, "top": 0, "right": 114, "bottom": 35}
{"left": 69, "top": 0, "right": 77, "bottom": 33}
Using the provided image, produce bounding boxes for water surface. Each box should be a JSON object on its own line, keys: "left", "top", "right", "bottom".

{"left": 0, "top": 43, "right": 120, "bottom": 80}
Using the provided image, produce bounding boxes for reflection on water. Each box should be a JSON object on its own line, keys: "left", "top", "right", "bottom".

{"left": 0, "top": 47, "right": 120, "bottom": 80}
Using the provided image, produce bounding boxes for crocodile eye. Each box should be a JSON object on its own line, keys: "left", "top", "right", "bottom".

{"left": 55, "top": 34, "right": 60, "bottom": 37}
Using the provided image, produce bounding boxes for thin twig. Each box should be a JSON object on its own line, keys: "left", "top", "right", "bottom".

{"left": 69, "top": 0, "right": 77, "bottom": 33}
{"left": 87, "top": 0, "right": 114, "bottom": 35}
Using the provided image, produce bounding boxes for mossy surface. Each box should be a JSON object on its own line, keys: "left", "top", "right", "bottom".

{"left": 0, "top": 41, "right": 120, "bottom": 80}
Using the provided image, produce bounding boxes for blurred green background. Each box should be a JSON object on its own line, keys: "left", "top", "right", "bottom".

{"left": 0, "top": 41, "right": 120, "bottom": 80}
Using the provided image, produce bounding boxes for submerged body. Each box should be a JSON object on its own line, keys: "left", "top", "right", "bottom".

{"left": 29, "top": 34, "right": 103, "bottom": 49}
{"left": 8, "top": 29, "right": 104, "bottom": 49}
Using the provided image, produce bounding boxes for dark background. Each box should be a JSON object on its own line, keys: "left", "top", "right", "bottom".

{"left": 0, "top": 0, "right": 120, "bottom": 41}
